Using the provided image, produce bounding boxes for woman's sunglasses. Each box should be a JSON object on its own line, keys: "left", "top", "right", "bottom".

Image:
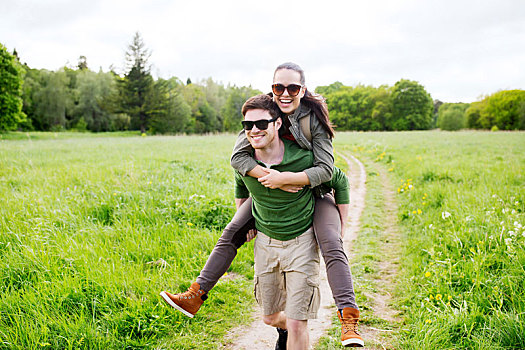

{"left": 271, "top": 83, "right": 303, "bottom": 97}
{"left": 241, "top": 116, "right": 280, "bottom": 131}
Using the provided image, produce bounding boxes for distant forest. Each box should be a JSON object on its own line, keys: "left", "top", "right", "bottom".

{"left": 1, "top": 33, "right": 524, "bottom": 133}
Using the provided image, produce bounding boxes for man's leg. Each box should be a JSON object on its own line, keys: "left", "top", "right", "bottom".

{"left": 281, "top": 228, "right": 320, "bottom": 350}
{"left": 160, "top": 198, "right": 255, "bottom": 317}
{"left": 262, "top": 311, "right": 287, "bottom": 329}
{"left": 286, "top": 318, "right": 308, "bottom": 350}
{"left": 255, "top": 232, "right": 288, "bottom": 349}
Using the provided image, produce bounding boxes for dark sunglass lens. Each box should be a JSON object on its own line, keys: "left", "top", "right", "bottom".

{"left": 241, "top": 121, "right": 254, "bottom": 130}
{"left": 287, "top": 84, "right": 301, "bottom": 96}
{"left": 254, "top": 120, "right": 270, "bottom": 130}
{"left": 272, "top": 84, "right": 285, "bottom": 96}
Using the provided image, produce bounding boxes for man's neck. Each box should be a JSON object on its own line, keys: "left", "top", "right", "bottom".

{"left": 254, "top": 138, "right": 285, "bottom": 166}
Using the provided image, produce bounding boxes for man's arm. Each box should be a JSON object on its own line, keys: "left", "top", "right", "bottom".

{"left": 234, "top": 197, "right": 258, "bottom": 242}
{"left": 327, "top": 167, "right": 350, "bottom": 206}
{"left": 323, "top": 167, "right": 351, "bottom": 237}
{"left": 235, "top": 197, "right": 249, "bottom": 209}
{"left": 233, "top": 173, "right": 258, "bottom": 242}
{"left": 337, "top": 203, "right": 349, "bottom": 238}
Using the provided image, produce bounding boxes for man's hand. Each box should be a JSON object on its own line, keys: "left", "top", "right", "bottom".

{"left": 279, "top": 184, "right": 304, "bottom": 193}
{"left": 337, "top": 203, "right": 349, "bottom": 238}
{"left": 246, "top": 229, "right": 258, "bottom": 242}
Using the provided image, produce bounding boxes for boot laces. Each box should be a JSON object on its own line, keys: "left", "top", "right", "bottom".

{"left": 180, "top": 286, "right": 202, "bottom": 299}
{"left": 342, "top": 317, "right": 360, "bottom": 335}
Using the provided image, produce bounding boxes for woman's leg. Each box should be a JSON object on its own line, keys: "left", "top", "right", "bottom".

{"left": 196, "top": 197, "right": 255, "bottom": 292}
{"left": 161, "top": 198, "right": 255, "bottom": 317}
{"left": 313, "top": 194, "right": 358, "bottom": 310}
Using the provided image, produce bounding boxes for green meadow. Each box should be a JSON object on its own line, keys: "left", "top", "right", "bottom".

{"left": 334, "top": 131, "right": 525, "bottom": 349}
{"left": 1, "top": 131, "right": 524, "bottom": 349}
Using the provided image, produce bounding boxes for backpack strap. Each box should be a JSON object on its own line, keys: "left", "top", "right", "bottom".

{"left": 299, "top": 113, "right": 312, "bottom": 143}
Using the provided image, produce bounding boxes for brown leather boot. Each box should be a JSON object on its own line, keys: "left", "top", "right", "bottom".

{"left": 160, "top": 282, "right": 208, "bottom": 318}
{"left": 338, "top": 307, "right": 364, "bottom": 347}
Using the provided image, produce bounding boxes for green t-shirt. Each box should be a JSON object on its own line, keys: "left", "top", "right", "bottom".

{"left": 234, "top": 139, "right": 349, "bottom": 241}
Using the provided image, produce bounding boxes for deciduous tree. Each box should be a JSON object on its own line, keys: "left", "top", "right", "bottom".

{"left": 437, "top": 104, "right": 467, "bottom": 131}
{"left": 0, "top": 43, "right": 26, "bottom": 131}
{"left": 390, "top": 79, "right": 433, "bottom": 130}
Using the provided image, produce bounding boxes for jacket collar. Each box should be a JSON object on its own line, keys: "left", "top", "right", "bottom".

{"left": 287, "top": 103, "right": 311, "bottom": 121}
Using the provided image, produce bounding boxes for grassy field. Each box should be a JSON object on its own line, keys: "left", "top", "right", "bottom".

{"left": 334, "top": 131, "right": 525, "bottom": 349}
{"left": 0, "top": 133, "right": 254, "bottom": 349}
{"left": 1, "top": 131, "right": 524, "bottom": 349}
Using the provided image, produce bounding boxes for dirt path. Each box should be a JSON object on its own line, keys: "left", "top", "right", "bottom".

{"left": 346, "top": 158, "right": 403, "bottom": 350}
{"left": 225, "top": 153, "right": 367, "bottom": 349}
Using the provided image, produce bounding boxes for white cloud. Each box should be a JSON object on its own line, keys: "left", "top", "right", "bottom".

{"left": 1, "top": 0, "right": 524, "bottom": 102}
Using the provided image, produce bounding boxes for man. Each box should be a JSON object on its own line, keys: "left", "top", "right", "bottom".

{"left": 235, "top": 94, "right": 355, "bottom": 349}
{"left": 161, "top": 95, "right": 362, "bottom": 348}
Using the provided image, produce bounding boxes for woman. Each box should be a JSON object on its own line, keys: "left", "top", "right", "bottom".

{"left": 161, "top": 63, "right": 363, "bottom": 347}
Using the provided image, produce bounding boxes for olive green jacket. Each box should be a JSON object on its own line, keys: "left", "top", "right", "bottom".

{"left": 230, "top": 103, "right": 334, "bottom": 188}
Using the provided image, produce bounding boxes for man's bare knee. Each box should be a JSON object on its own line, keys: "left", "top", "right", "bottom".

{"left": 286, "top": 318, "right": 306, "bottom": 333}
{"left": 262, "top": 312, "right": 281, "bottom": 327}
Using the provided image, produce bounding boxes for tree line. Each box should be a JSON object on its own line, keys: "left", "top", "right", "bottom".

{"left": 1, "top": 34, "right": 260, "bottom": 134}
{"left": 2, "top": 34, "right": 524, "bottom": 133}
{"left": 317, "top": 82, "right": 525, "bottom": 131}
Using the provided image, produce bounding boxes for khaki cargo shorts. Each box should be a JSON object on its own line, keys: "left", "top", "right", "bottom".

{"left": 254, "top": 227, "right": 320, "bottom": 320}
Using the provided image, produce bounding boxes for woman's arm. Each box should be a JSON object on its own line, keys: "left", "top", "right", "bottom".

{"left": 230, "top": 129, "right": 306, "bottom": 192}
{"left": 231, "top": 112, "right": 334, "bottom": 188}
{"left": 230, "top": 130, "right": 259, "bottom": 176}
{"left": 258, "top": 114, "right": 334, "bottom": 188}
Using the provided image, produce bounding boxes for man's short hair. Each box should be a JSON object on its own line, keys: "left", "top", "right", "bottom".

{"left": 241, "top": 94, "right": 282, "bottom": 120}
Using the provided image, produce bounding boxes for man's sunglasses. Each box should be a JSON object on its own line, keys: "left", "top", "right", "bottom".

{"left": 241, "top": 116, "right": 280, "bottom": 131}
{"left": 271, "top": 83, "right": 303, "bottom": 97}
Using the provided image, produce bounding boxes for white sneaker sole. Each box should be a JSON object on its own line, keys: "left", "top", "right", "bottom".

{"left": 160, "top": 291, "right": 195, "bottom": 318}
{"left": 342, "top": 338, "right": 364, "bottom": 347}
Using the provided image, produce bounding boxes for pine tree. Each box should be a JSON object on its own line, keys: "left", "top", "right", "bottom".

{"left": 121, "top": 32, "right": 154, "bottom": 134}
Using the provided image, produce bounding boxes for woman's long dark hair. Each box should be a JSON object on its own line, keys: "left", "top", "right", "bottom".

{"left": 274, "top": 62, "right": 335, "bottom": 139}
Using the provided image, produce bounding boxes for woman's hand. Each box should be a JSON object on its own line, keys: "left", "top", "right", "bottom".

{"left": 246, "top": 229, "right": 258, "bottom": 242}
{"left": 258, "top": 169, "right": 287, "bottom": 189}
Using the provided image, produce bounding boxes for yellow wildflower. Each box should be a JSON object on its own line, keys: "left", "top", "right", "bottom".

{"left": 425, "top": 271, "right": 431, "bottom": 278}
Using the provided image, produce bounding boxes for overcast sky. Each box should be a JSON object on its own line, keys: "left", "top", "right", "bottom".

{"left": 1, "top": 0, "right": 524, "bottom": 102}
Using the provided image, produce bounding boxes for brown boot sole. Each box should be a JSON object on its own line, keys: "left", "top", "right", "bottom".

{"left": 160, "top": 291, "right": 195, "bottom": 318}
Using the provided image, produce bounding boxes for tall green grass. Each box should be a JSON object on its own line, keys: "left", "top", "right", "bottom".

{"left": 2, "top": 131, "right": 523, "bottom": 349}
{"left": 0, "top": 134, "right": 254, "bottom": 349}
{"left": 335, "top": 131, "right": 525, "bottom": 349}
